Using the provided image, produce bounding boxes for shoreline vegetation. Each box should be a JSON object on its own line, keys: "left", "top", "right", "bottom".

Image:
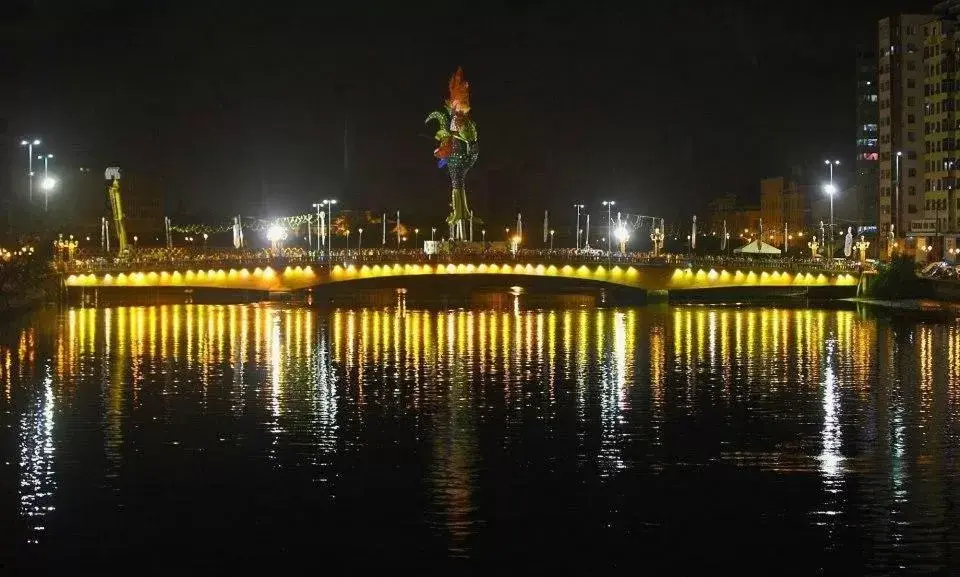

{"left": 0, "top": 259, "right": 51, "bottom": 318}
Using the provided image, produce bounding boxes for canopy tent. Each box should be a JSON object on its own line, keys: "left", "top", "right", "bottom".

{"left": 733, "top": 240, "right": 782, "bottom": 254}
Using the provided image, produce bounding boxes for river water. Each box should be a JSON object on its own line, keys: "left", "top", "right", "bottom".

{"left": 2, "top": 292, "right": 960, "bottom": 573}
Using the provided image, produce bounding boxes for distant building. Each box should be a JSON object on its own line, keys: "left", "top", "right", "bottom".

{"left": 121, "top": 173, "right": 164, "bottom": 243}
{"left": 705, "top": 193, "right": 737, "bottom": 234}
{"left": 915, "top": 14, "right": 960, "bottom": 260}
{"left": 855, "top": 43, "right": 879, "bottom": 225}
{"left": 759, "top": 177, "right": 807, "bottom": 246}
{"left": 878, "top": 14, "right": 930, "bottom": 255}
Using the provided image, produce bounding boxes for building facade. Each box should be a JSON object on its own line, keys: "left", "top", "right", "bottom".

{"left": 856, "top": 44, "right": 879, "bottom": 226}
{"left": 760, "top": 177, "right": 807, "bottom": 247}
{"left": 918, "top": 14, "right": 960, "bottom": 259}
{"left": 878, "top": 14, "right": 929, "bottom": 255}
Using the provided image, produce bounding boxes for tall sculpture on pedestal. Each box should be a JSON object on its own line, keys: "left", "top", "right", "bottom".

{"left": 426, "top": 67, "right": 479, "bottom": 241}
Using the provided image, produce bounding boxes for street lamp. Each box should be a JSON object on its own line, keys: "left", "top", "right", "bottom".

{"left": 894, "top": 151, "right": 903, "bottom": 253}
{"left": 37, "top": 153, "right": 53, "bottom": 183}
{"left": 414, "top": 228, "right": 419, "bottom": 247}
{"left": 505, "top": 227, "right": 510, "bottom": 240}
{"left": 203, "top": 232, "right": 208, "bottom": 248}
{"left": 823, "top": 182, "right": 837, "bottom": 258}
{"left": 573, "top": 203, "right": 584, "bottom": 249}
{"left": 20, "top": 138, "right": 41, "bottom": 203}
{"left": 346, "top": 229, "right": 351, "bottom": 249}
{"left": 549, "top": 229, "right": 555, "bottom": 250}
{"left": 601, "top": 200, "right": 616, "bottom": 255}
{"left": 650, "top": 226, "right": 664, "bottom": 257}
{"left": 431, "top": 227, "right": 436, "bottom": 241}
{"left": 824, "top": 159, "right": 840, "bottom": 257}
{"left": 312, "top": 202, "right": 324, "bottom": 253}
{"left": 358, "top": 228, "right": 364, "bottom": 250}
{"left": 481, "top": 229, "right": 486, "bottom": 242}
{"left": 40, "top": 176, "right": 57, "bottom": 212}
{"left": 322, "top": 199, "right": 337, "bottom": 259}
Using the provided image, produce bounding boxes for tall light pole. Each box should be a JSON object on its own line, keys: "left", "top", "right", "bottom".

{"left": 39, "top": 154, "right": 54, "bottom": 211}
{"left": 322, "top": 199, "right": 337, "bottom": 260}
{"left": 358, "top": 228, "right": 363, "bottom": 250}
{"left": 824, "top": 160, "right": 840, "bottom": 257}
{"left": 550, "top": 229, "right": 555, "bottom": 249}
{"left": 20, "top": 138, "right": 41, "bottom": 203}
{"left": 601, "top": 200, "right": 615, "bottom": 254}
{"left": 894, "top": 151, "right": 902, "bottom": 252}
{"left": 823, "top": 183, "right": 837, "bottom": 258}
{"left": 481, "top": 229, "right": 486, "bottom": 242}
{"left": 573, "top": 203, "right": 584, "bottom": 249}
{"left": 38, "top": 153, "right": 53, "bottom": 181}
{"left": 431, "top": 227, "right": 436, "bottom": 242}
{"left": 414, "top": 228, "right": 419, "bottom": 247}
{"left": 312, "top": 203, "right": 323, "bottom": 253}
{"left": 41, "top": 176, "right": 57, "bottom": 212}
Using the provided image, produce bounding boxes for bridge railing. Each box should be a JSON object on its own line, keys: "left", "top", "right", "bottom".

{"left": 56, "top": 247, "right": 871, "bottom": 276}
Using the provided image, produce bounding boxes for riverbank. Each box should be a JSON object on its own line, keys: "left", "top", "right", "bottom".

{"left": 847, "top": 297, "right": 960, "bottom": 315}
{"left": 0, "top": 259, "right": 53, "bottom": 319}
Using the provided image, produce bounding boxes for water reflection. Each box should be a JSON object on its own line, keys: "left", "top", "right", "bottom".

{"left": 1, "top": 301, "right": 960, "bottom": 570}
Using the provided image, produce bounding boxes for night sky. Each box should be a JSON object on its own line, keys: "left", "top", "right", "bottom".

{"left": 0, "top": 0, "right": 936, "bottom": 225}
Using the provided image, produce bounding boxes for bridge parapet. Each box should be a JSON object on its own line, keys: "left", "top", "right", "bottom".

{"left": 62, "top": 257, "right": 861, "bottom": 293}
{"left": 59, "top": 248, "right": 870, "bottom": 276}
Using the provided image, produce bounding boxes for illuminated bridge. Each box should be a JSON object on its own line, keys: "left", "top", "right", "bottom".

{"left": 61, "top": 253, "right": 866, "bottom": 296}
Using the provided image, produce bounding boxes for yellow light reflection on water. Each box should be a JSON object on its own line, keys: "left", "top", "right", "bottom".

{"left": 15, "top": 300, "right": 960, "bottom": 550}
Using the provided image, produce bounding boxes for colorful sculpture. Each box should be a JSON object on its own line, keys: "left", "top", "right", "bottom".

{"left": 426, "top": 68, "right": 479, "bottom": 241}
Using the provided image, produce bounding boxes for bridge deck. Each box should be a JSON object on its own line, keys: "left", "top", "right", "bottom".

{"left": 62, "top": 257, "right": 861, "bottom": 292}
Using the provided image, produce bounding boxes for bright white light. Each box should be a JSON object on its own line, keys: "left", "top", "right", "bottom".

{"left": 41, "top": 177, "right": 57, "bottom": 191}
{"left": 266, "top": 225, "right": 287, "bottom": 243}
{"left": 823, "top": 183, "right": 837, "bottom": 196}
{"left": 615, "top": 225, "right": 629, "bottom": 243}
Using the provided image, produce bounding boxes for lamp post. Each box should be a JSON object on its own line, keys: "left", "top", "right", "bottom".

{"left": 573, "top": 203, "right": 584, "bottom": 249}
{"left": 311, "top": 203, "right": 324, "bottom": 253}
{"left": 414, "top": 228, "right": 419, "bottom": 247}
{"left": 40, "top": 176, "right": 57, "bottom": 212}
{"left": 431, "top": 227, "right": 436, "bottom": 241}
{"left": 38, "top": 153, "right": 53, "bottom": 183}
{"left": 823, "top": 183, "right": 837, "bottom": 258}
{"left": 322, "top": 199, "right": 337, "bottom": 260}
{"left": 20, "top": 138, "right": 40, "bottom": 203}
{"left": 854, "top": 235, "right": 870, "bottom": 264}
{"left": 358, "top": 228, "right": 363, "bottom": 250}
{"left": 824, "top": 159, "right": 840, "bottom": 257}
{"left": 203, "top": 232, "right": 208, "bottom": 248}
{"left": 549, "top": 229, "right": 555, "bottom": 250}
{"left": 505, "top": 227, "right": 510, "bottom": 240}
{"left": 346, "top": 229, "right": 351, "bottom": 250}
{"left": 650, "top": 226, "right": 664, "bottom": 257}
{"left": 894, "top": 151, "right": 902, "bottom": 256}
{"left": 601, "top": 200, "right": 615, "bottom": 255}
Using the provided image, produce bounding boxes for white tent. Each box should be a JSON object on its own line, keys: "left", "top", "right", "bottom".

{"left": 733, "top": 240, "right": 782, "bottom": 254}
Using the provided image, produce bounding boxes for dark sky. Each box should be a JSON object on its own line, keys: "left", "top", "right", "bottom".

{"left": 0, "top": 0, "right": 936, "bottom": 226}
